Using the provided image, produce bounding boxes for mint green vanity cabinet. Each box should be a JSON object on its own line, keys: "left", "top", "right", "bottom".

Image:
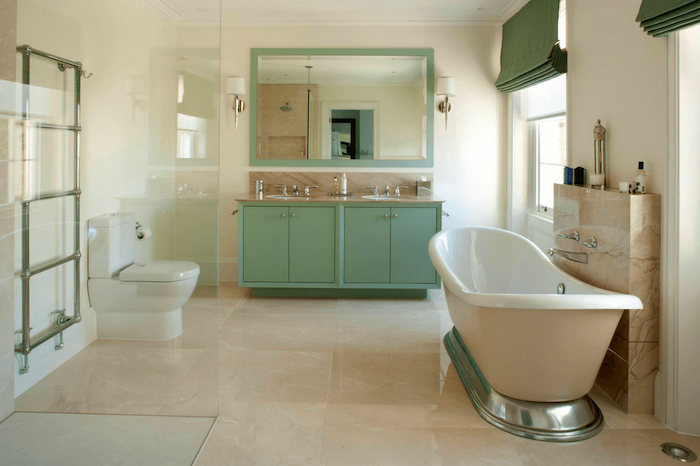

{"left": 389, "top": 207, "right": 437, "bottom": 284}
{"left": 289, "top": 206, "right": 335, "bottom": 283}
{"left": 242, "top": 206, "right": 290, "bottom": 282}
{"left": 344, "top": 207, "right": 392, "bottom": 283}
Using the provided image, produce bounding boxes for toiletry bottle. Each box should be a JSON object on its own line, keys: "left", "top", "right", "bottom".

{"left": 340, "top": 174, "right": 347, "bottom": 195}
{"left": 635, "top": 162, "right": 646, "bottom": 194}
{"left": 332, "top": 177, "right": 339, "bottom": 195}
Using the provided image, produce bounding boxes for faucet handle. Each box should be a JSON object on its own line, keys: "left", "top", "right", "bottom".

{"left": 304, "top": 185, "right": 318, "bottom": 196}
{"left": 557, "top": 230, "right": 580, "bottom": 241}
{"left": 274, "top": 185, "right": 288, "bottom": 195}
{"left": 384, "top": 185, "right": 391, "bottom": 195}
{"left": 366, "top": 186, "right": 378, "bottom": 196}
{"left": 580, "top": 237, "right": 597, "bottom": 248}
{"left": 394, "top": 186, "right": 409, "bottom": 196}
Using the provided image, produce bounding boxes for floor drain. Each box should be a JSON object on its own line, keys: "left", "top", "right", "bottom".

{"left": 661, "top": 443, "right": 698, "bottom": 463}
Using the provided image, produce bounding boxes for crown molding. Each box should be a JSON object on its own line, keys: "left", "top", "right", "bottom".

{"left": 224, "top": 20, "right": 503, "bottom": 28}
{"left": 497, "top": 0, "right": 529, "bottom": 21}
{"left": 139, "top": 0, "right": 185, "bottom": 22}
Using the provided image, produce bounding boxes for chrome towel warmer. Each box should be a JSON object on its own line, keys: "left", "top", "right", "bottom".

{"left": 15, "top": 45, "right": 88, "bottom": 374}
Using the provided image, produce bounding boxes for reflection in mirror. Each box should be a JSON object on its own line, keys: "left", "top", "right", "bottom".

{"left": 256, "top": 55, "right": 427, "bottom": 161}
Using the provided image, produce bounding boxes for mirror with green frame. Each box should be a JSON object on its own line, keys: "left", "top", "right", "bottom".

{"left": 250, "top": 49, "right": 434, "bottom": 168}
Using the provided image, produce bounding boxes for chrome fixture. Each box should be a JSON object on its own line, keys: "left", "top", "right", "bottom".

{"left": 383, "top": 185, "right": 391, "bottom": 195}
{"left": 292, "top": 185, "right": 299, "bottom": 195}
{"left": 135, "top": 222, "right": 142, "bottom": 231}
{"left": 226, "top": 76, "right": 246, "bottom": 129}
{"left": 591, "top": 119, "right": 607, "bottom": 189}
{"left": 394, "top": 185, "right": 409, "bottom": 196}
{"left": 557, "top": 230, "right": 580, "bottom": 241}
{"left": 547, "top": 248, "right": 588, "bottom": 264}
{"left": 366, "top": 186, "right": 379, "bottom": 196}
{"left": 437, "top": 76, "right": 456, "bottom": 130}
{"left": 231, "top": 209, "right": 238, "bottom": 216}
{"left": 274, "top": 185, "right": 288, "bottom": 196}
{"left": 442, "top": 211, "right": 451, "bottom": 217}
{"left": 255, "top": 180, "right": 264, "bottom": 194}
{"left": 15, "top": 45, "right": 85, "bottom": 375}
{"left": 304, "top": 185, "right": 318, "bottom": 196}
{"left": 557, "top": 283, "right": 565, "bottom": 294}
{"left": 444, "top": 328, "right": 604, "bottom": 442}
{"left": 661, "top": 443, "right": 697, "bottom": 463}
{"left": 580, "top": 237, "right": 598, "bottom": 249}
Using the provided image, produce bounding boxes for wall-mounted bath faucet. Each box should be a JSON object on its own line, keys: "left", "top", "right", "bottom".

{"left": 580, "top": 237, "right": 598, "bottom": 249}
{"left": 547, "top": 248, "right": 588, "bottom": 265}
{"left": 557, "top": 230, "right": 580, "bottom": 241}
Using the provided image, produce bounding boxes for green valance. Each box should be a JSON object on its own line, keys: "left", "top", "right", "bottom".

{"left": 636, "top": 0, "right": 700, "bottom": 37}
{"left": 495, "top": 0, "right": 567, "bottom": 94}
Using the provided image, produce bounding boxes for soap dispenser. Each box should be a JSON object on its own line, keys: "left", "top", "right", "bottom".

{"left": 332, "top": 177, "right": 339, "bottom": 195}
{"left": 635, "top": 162, "right": 646, "bottom": 194}
{"left": 340, "top": 174, "right": 348, "bottom": 195}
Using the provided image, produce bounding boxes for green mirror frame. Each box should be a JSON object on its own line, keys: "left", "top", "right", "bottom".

{"left": 250, "top": 48, "right": 435, "bottom": 168}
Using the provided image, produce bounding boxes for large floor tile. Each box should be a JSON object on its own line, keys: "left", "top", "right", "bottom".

{"left": 0, "top": 412, "right": 213, "bottom": 466}
{"left": 320, "top": 426, "right": 521, "bottom": 466}
{"left": 197, "top": 421, "right": 324, "bottom": 466}
{"left": 508, "top": 428, "right": 700, "bottom": 466}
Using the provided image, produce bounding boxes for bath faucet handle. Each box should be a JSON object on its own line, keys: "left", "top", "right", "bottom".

{"left": 304, "top": 185, "right": 318, "bottom": 196}
{"left": 557, "top": 230, "right": 580, "bottom": 242}
{"left": 274, "top": 185, "right": 288, "bottom": 196}
{"left": 394, "top": 186, "right": 409, "bottom": 196}
{"left": 366, "top": 186, "right": 379, "bottom": 196}
{"left": 292, "top": 185, "right": 299, "bottom": 195}
{"left": 580, "top": 237, "right": 597, "bottom": 249}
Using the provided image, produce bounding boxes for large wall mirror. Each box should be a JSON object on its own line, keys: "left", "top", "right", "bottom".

{"left": 250, "top": 49, "right": 434, "bottom": 167}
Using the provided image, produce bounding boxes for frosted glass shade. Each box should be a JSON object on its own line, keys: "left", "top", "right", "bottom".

{"left": 437, "top": 77, "right": 456, "bottom": 97}
{"left": 227, "top": 76, "right": 246, "bottom": 95}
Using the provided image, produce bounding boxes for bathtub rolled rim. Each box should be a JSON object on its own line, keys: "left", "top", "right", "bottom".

{"left": 428, "top": 226, "right": 644, "bottom": 311}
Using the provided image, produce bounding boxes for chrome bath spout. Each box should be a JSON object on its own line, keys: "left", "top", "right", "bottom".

{"left": 547, "top": 248, "right": 588, "bottom": 265}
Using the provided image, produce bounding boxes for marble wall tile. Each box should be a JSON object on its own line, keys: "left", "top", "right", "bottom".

{"left": 249, "top": 171, "right": 431, "bottom": 196}
{"left": 0, "top": 0, "right": 16, "bottom": 423}
{"left": 554, "top": 184, "right": 660, "bottom": 414}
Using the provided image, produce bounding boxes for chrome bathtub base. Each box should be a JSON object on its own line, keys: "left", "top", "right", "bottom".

{"left": 444, "top": 327, "right": 605, "bottom": 443}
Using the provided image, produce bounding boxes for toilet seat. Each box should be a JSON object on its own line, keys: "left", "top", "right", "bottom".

{"left": 119, "top": 260, "right": 200, "bottom": 282}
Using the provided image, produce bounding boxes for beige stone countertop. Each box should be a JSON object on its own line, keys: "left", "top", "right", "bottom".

{"left": 234, "top": 193, "right": 445, "bottom": 204}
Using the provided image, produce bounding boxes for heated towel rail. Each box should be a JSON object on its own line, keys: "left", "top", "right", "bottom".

{"left": 15, "top": 45, "right": 88, "bottom": 374}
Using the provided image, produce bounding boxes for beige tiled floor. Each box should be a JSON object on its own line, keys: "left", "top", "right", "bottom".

{"left": 15, "top": 282, "right": 700, "bottom": 465}
{"left": 199, "top": 283, "right": 700, "bottom": 466}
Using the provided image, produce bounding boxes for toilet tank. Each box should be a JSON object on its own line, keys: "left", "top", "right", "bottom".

{"left": 88, "top": 212, "right": 136, "bottom": 278}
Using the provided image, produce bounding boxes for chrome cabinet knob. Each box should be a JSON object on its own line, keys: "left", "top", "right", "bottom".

{"left": 384, "top": 214, "right": 388, "bottom": 219}
{"left": 292, "top": 213, "right": 296, "bottom": 218}
{"left": 393, "top": 214, "right": 398, "bottom": 218}
{"left": 281, "top": 213, "right": 286, "bottom": 218}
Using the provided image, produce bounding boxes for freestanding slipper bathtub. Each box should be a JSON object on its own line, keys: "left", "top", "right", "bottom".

{"left": 428, "top": 227, "right": 643, "bottom": 442}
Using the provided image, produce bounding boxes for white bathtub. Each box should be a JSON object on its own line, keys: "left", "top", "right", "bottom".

{"left": 429, "top": 227, "right": 643, "bottom": 441}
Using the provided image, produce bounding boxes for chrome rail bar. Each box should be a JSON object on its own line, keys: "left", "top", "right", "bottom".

{"left": 15, "top": 45, "right": 84, "bottom": 374}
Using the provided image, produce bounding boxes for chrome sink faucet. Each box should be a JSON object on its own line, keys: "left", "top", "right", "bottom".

{"left": 394, "top": 186, "right": 409, "bottom": 196}
{"left": 547, "top": 248, "right": 588, "bottom": 265}
{"left": 366, "top": 186, "right": 379, "bottom": 196}
{"left": 304, "top": 185, "right": 318, "bottom": 196}
{"left": 274, "top": 185, "right": 288, "bottom": 196}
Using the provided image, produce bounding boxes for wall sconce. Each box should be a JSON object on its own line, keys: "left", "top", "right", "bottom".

{"left": 226, "top": 76, "right": 246, "bottom": 129}
{"left": 437, "top": 76, "right": 456, "bottom": 130}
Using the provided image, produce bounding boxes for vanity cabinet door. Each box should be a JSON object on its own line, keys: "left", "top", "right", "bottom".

{"left": 289, "top": 207, "right": 335, "bottom": 283}
{"left": 242, "top": 206, "right": 289, "bottom": 282}
{"left": 390, "top": 207, "right": 438, "bottom": 284}
{"left": 344, "top": 207, "right": 391, "bottom": 283}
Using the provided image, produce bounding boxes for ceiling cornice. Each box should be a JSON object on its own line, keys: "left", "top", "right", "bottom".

{"left": 225, "top": 20, "right": 503, "bottom": 28}
{"left": 139, "top": 0, "right": 185, "bottom": 22}
{"left": 497, "top": 0, "right": 529, "bottom": 21}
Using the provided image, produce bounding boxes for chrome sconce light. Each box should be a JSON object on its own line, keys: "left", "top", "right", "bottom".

{"left": 437, "top": 76, "right": 456, "bottom": 130}
{"left": 227, "top": 76, "right": 246, "bottom": 129}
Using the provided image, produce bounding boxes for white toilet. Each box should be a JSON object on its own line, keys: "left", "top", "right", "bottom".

{"left": 87, "top": 212, "right": 200, "bottom": 340}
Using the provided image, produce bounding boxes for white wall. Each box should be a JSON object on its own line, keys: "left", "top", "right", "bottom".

{"left": 219, "top": 24, "right": 506, "bottom": 277}
{"left": 678, "top": 25, "right": 700, "bottom": 436}
{"left": 12, "top": 0, "right": 178, "bottom": 396}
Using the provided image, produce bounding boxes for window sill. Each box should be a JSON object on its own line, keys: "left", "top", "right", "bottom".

{"left": 528, "top": 212, "right": 554, "bottom": 225}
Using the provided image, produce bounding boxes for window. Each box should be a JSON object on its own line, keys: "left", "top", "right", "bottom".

{"left": 523, "top": 74, "right": 567, "bottom": 214}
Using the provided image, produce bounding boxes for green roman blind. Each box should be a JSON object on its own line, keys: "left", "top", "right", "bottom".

{"left": 495, "top": 0, "right": 566, "bottom": 94}
{"left": 637, "top": 0, "right": 700, "bottom": 37}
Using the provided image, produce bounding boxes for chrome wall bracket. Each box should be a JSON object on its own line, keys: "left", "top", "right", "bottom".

{"left": 444, "top": 327, "right": 605, "bottom": 442}
{"left": 54, "top": 309, "right": 67, "bottom": 350}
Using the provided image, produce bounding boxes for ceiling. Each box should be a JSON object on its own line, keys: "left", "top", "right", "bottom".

{"left": 144, "top": 0, "right": 525, "bottom": 24}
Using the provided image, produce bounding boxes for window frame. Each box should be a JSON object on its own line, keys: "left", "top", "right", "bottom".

{"left": 527, "top": 111, "right": 567, "bottom": 216}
